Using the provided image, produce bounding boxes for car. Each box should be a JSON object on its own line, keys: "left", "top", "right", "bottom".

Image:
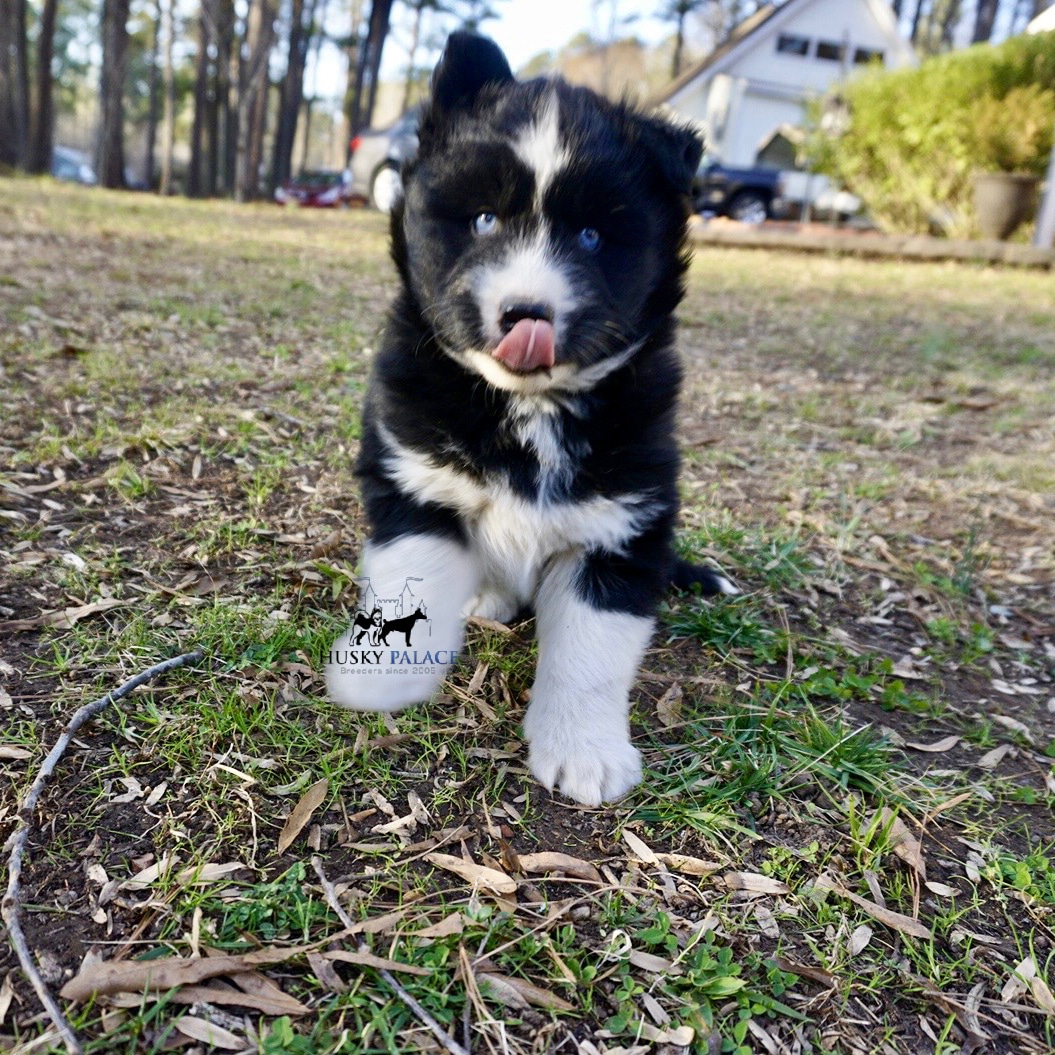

{"left": 349, "top": 107, "right": 420, "bottom": 213}
{"left": 274, "top": 169, "right": 353, "bottom": 207}
{"left": 51, "top": 146, "right": 97, "bottom": 186}
{"left": 692, "top": 155, "right": 786, "bottom": 223}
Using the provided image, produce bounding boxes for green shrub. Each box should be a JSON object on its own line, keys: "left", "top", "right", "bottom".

{"left": 810, "top": 32, "right": 1055, "bottom": 237}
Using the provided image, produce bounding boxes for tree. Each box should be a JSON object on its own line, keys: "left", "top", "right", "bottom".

{"left": 188, "top": 1, "right": 210, "bottom": 195}
{"left": 159, "top": 0, "right": 175, "bottom": 193}
{"left": 98, "top": 0, "right": 132, "bottom": 188}
{"left": 235, "top": 0, "right": 275, "bottom": 199}
{"left": 972, "top": 0, "right": 999, "bottom": 41}
{"left": 658, "top": 0, "right": 708, "bottom": 79}
{"left": 0, "top": 0, "right": 30, "bottom": 167}
{"left": 272, "top": 0, "right": 317, "bottom": 189}
{"left": 28, "top": 0, "right": 59, "bottom": 173}
{"left": 142, "top": 0, "right": 161, "bottom": 186}
{"left": 347, "top": 0, "right": 394, "bottom": 139}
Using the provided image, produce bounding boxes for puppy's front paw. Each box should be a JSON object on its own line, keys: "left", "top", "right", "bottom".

{"left": 525, "top": 724, "right": 642, "bottom": 806}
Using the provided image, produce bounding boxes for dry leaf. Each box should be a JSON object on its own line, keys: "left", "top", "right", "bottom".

{"left": 621, "top": 829, "right": 659, "bottom": 865}
{"left": 176, "top": 862, "right": 248, "bottom": 885}
{"left": 656, "top": 683, "right": 683, "bottom": 728}
{"left": 628, "top": 949, "right": 678, "bottom": 974}
{"left": 424, "top": 852, "right": 516, "bottom": 894}
{"left": 277, "top": 777, "right": 328, "bottom": 854}
{"left": 109, "top": 982, "right": 311, "bottom": 1016}
{"left": 0, "top": 597, "right": 128, "bottom": 633}
{"left": 847, "top": 924, "right": 873, "bottom": 956}
{"left": 415, "top": 912, "right": 465, "bottom": 939}
{"left": 307, "top": 952, "right": 347, "bottom": 993}
{"left": 0, "top": 745, "right": 31, "bottom": 761}
{"left": 656, "top": 853, "right": 722, "bottom": 876}
{"left": 721, "top": 872, "right": 790, "bottom": 895}
{"left": 819, "top": 877, "right": 931, "bottom": 939}
{"left": 61, "top": 946, "right": 321, "bottom": 1002}
{"left": 773, "top": 956, "right": 837, "bottom": 988}
{"left": 1031, "top": 975, "right": 1055, "bottom": 1015}
{"left": 174, "top": 1015, "right": 244, "bottom": 1050}
{"left": 323, "top": 949, "right": 429, "bottom": 975}
{"left": 120, "top": 853, "right": 179, "bottom": 890}
{"left": 906, "top": 735, "right": 960, "bottom": 753}
{"left": 879, "top": 808, "right": 926, "bottom": 880}
{"left": 924, "top": 881, "right": 960, "bottom": 897}
{"left": 1002, "top": 956, "right": 1036, "bottom": 1003}
{"left": 518, "top": 852, "right": 602, "bottom": 884}
{"left": 477, "top": 972, "right": 574, "bottom": 1011}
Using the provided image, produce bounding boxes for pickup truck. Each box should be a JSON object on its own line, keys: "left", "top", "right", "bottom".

{"left": 692, "top": 158, "right": 787, "bottom": 223}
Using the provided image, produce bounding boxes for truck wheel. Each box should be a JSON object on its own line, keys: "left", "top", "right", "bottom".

{"left": 370, "top": 163, "right": 402, "bottom": 213}
{"left": 728, "top": 191, "right": 769, "bottom": 225}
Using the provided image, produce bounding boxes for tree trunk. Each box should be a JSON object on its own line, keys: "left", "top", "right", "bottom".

{"left": 348, "top": 0, "right": 393, "bottom": 139}
{"left": 271, "top": 0, "right": 315, "bottom": 189}
{"left": 28, "top": 0, "right": 58, "bottom": 172}
{"left": 342, "top": 0, "right": 364, "bottom": 161}
{"left": 159, "top": 0, "right": 175, "bottom": 193}
{"left": 98, "top": 0, "right": 131, "bottom": 188}
{"left": 892, "top": 0, "right": 904, "bottom": 16}
{"left": 910, "top": 0, "right": 929, "bottom": 42}
{"left": 143, "top": 0, "right": 161, "bottom": 187}
{"left": 236, "top": 0, "right": 274, "bottom": 200}
{"left": 188, "top": 1, "right": 211, "bottom": 197}
{"left": 206, "top": 0, "right": 233, "bottom": 195}
{"left": 971, "top": 0, "right": 999, "bottom": 41}
{"left": 362, "top": 0, "right": 393, "bottom": 130}
{"left": 940, "top": 0, "right": 963, "bottom": 45}
{"left": 0, "top": 0, "right": 31, "bottom": 167}
{"left": 401, "top": 0, "right": 422, "bottom": 112}
{"left": 671, "top": 11, "right": 685, "bottom": 80}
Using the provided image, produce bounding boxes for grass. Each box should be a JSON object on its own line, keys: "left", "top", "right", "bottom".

{"left": 1, "top": 178, "right": 1054, "bottom": 1055}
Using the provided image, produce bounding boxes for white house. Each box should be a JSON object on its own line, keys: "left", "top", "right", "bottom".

{"left": 658, "top": 0, "right": 914, "bottom": 169}
{"left": 1028, "top": 6, "right": 1055, "bottom": 33}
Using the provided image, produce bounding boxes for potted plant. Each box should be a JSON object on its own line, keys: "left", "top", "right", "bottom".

{"left": 971, "top": 85, "right": 1054, "bottom": 240}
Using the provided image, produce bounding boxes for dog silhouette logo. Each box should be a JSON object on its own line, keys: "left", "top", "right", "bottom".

{"left": 350, "top": 577, "right": 430, "bottom": 649}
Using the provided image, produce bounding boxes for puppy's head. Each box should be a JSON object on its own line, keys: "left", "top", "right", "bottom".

{"left": 395, "top": 32, "right": 702, "bottom": 396}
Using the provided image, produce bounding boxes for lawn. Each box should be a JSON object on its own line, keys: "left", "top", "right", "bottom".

{"left": 1, "top": 178, "right": 1053, "bottom": 1055}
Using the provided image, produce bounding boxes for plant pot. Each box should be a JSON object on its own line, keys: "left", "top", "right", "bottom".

{"left": 973, "top": 172, "right": 1039, "bottom": 240}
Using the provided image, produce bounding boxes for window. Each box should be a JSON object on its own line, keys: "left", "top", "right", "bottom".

{"left": 853, "top": 46, "right": 884, "bottom": 65}
{"left": 776, "top": 33, "right": 810, "bottom": 56}
{"left": 816, "top": 40, "right": 846, "bottom": 61}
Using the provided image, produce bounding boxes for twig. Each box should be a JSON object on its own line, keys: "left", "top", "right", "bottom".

{"left": 2, "top": 649, "right": 205, "bottom": 1055}
{"left": 311, "top": 856, "right": 470, "bottom": 1055}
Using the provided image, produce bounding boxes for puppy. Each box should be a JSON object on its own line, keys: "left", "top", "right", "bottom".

{"left": 327, "top": 32, "right": 733, "bottom": 805}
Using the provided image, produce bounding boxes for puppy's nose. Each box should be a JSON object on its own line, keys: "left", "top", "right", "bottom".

{"left": 500, "top": 302, "right": 554, "bottom": 334}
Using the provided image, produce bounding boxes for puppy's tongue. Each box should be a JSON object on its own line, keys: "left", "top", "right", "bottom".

{"left": 493, "top": 319, "right": 555, "bottom": 373}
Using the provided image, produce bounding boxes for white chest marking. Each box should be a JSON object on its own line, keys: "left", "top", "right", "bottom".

{"left": 379, "top": 427, "right": 657, "bottom": 604}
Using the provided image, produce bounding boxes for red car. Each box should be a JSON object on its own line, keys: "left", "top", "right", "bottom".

{"left": 274, "top": 169, "right": 353, "bottom": 207}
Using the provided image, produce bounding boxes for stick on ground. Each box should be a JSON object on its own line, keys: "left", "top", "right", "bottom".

{"left": 2, "top": 649, "right": 205, "bottom": 1055}
{"left": 311, "top": 856, "right": 471, "bottom": 1055}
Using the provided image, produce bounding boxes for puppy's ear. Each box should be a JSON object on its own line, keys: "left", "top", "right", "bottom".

{"left": 431, "top": 32, "right": 513, "bottom": 114}
{"left": 640, "top": 117, "right": 704, "bottom": 196}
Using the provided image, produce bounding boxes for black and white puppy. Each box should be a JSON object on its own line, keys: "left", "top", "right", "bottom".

{"left": 327, "top": 32, "right": 733, "bottom": 805}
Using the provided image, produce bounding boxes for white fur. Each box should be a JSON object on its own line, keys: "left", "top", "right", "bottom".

{"left": 513, "top": 92, "right": 570, "bottom": 207}
{"left": 326, "top": 534, "right": 479, "bottom": 712}
{"left": 380, "top": 426, "right": 656, "bottom": 606}
{"left": 523, "top": 556, "right": 653, "bottom": 805}
{"left": 506, "top": 397, "right": 578, "bottom": 498}
{"left": 472, "top": 226, "right": 575, "bottom": 348}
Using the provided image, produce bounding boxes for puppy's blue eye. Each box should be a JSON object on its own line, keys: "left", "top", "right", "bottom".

{"left": 472, "top": 212, "right": 498, "bottom": 236}
{"left": 578, "top": 227, "right": 602, "bottom": 252}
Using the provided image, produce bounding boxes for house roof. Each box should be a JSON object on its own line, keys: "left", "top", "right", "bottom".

{"left": 655, "top": 0, "right": 912, "bottom": 105}
{"left": 656, "top": 2, "right": 785, "bottom": 103}
{"left": 1028, "top": 7, "right": 1055, "bottom": 33}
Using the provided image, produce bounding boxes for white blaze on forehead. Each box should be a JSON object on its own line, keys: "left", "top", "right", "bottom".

{"left": 513, "top": 91, "right": 570, "bottom": 204}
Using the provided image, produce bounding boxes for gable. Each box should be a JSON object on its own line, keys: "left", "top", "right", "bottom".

{"left": 664, "top": 0, "right": 913, "bottom": 106}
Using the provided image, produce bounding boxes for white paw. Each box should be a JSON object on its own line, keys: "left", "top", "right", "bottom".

{"left": 325, "top": 629, "right": 447, "bottom": 713}
{"left": 524, "top": 719, "right": 642, "bottom": 806}
{"left": 463, "top": 590, "right": 519, "bottom": 624}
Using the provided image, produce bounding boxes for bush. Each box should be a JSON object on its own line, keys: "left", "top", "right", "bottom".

{"left": 810, "top": 32, "right": 1055, "bottom": 237}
